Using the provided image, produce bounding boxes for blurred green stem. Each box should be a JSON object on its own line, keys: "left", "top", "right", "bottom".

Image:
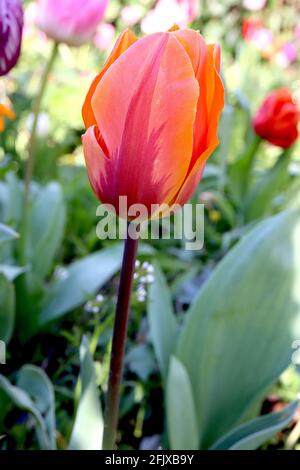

{"left": 24, "top": 41, "right": 58, "bottom": 200}
{"left": 102, "top": 227, "right": 139, "bottom": 450}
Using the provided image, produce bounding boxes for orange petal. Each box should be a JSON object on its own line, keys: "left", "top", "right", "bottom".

{"left": 168, "top": 24, "right": 180, "bottom": 32}
{"left": 172, "top": 45, "right": 224, "bottom": 207}
{"left": 170, "top": 29, "right": 209, "bottom": 161}
{"left": 170, "top": 30, "right": 224, "bottom": 165}
{"left": 82, "top": 29, "right": 138, "bottom": 129}
{"left": 205, "top": 44, "right": 224, "bottom": 146}
{"left": 90, "top": 32, "right": 199, "bottom": 214}
{"left": 0, "top": 104, "right": 15, "bottom": 120}
{"left": 172, "top": 140, "right": 218, "bottom": 207}
{"left": 82, "top": 125, "right": 110, "bottom": 203}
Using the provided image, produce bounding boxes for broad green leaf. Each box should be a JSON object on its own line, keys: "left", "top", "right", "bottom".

{"left": 69, "top": 336, "right": 103, "bottom": 450}
{"left": 166, "top": 356, "right": 199, "bottom": 450}
{"left": 177, "top": 208, "right": 300, "bottom": 448}
{"left": 40, "top": 244, "right": 123, "bottom": 324}
{"left": 147, "top": 263, "right": 178, "bottom": 379}
{"left": 0, "top": 274, "right": 15, "bottom": 343}
{"left": 0, "top": 223, "right": 19, "bottom": 243}
{"left": 0, "top": 374, "right": 50, "bottom": 449}
{"left": 17, "top": 365, "right": 56, "bottom": 450}
{"left": 210, "top": 400, "right": 298, "bottom": 450}
{"left": 244, "top": 150, "right": 291, "bottom": 222}
{"left": 27, "top": 182, "right": 66, "bottom": 279}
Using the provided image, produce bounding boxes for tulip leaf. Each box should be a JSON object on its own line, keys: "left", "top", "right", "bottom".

{"left": 228, "top": 133, "right": 261, "bottom": 204}
{"left": 0, "top": 274, "right": 15, "bottom": 343}
{"left": 26, "top": 182, "right": 66, "bottom": 279}
{"left": 0, "top": 264, "right": 27, "bottom": 281}
{"left": 69, "top": 336, "right": 103, "bottom": 450}
{"left": 17, "top": 365, "right": 56, "bottom": 450}
{"left": 244, "top": 150, "right": 291, "bottom": 222}
{"left": 40, "top": 244, "right": 123, "bottom": 325}
{"left": 167, "top": 356, "right": 199, "bottom": 450}
{"left": 147, "top": 263, "right": 178, "bottom": 379}
{"left": 0, "top": 223, "right": 19, "bottom": 243}
{"left": 0, "top": 372, "right": 52, "bottom": 449}
{"left": 176, "top": 208, "right": 300, "bottom": 448}
{"left": 210, "top": 400, "right": 298, "bottom": 450}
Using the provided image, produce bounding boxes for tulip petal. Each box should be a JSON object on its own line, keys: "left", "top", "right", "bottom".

{"left": 90, "top": 32, "right": 199, "bottom": 213}
{"left": 168, "top": 33, "right": 224, "bottom": 205}
{"left": 82, "top": 29, "right": 137, "bottom": 128}
{"left": 172, "top": 141, "right": 218, "bottom": 207}
{"left": 82, "top": 125, "right": 110, "bottom": 202}
{"left": 171, "top": 30, "right": 224, "bottom": 168}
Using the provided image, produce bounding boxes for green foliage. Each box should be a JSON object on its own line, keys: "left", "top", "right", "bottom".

{"left": 40, "top": 244, "right": 122, "bottom": 325}
{"left": 0, "top": 274, "right": 15, "bottom": 342}
{"left": 69, "top": 336, "right": 103, "bottom": 450}
{"left": 147, "top": 263, "right": 178, "bottom": 380}
{"left": 0, "top": 366, "right": 55, "bottom": 449}
{"left": 210, "top": 400, "right": 299, "bottom": 450}
{"left": 176, "top": 209, "right": 300, "bottom": 448}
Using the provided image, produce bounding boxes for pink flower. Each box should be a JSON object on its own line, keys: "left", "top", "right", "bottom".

{"left": 37, "top": 0, "right": 108, "bottom": 47}
{"left": 94, "top": 22, "right": 115, "bottom": 51}
{"left": 120, "top": 5, "right": 143, "bottom": 27}
{"left": 141, "top": 0, "right": 198, "bottom": 34}
{"left": 243, "top": 0, "right": 267, "bottom": 11}
{"left": 242, "top": 19, "right": 273, "bottom": 51}
{"left": 252, "top": 27, "right": 273, "bottom": 50}
{"left": 276, "top": 42, "right": 297, "bottom": 68}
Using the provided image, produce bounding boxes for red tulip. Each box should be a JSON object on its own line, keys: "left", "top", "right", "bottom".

{"left": 253, "top": 88, "right": 299, "bottom": 148}
{"left": 82, "top": 27, "right": 224, "bottom": 218}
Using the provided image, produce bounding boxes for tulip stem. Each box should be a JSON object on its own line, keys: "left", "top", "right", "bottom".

{"left": 24, "top": 41, "right": 59, "bottom": 201}
{"left": 102, "top": 227, "right": 139, "bottom": 450}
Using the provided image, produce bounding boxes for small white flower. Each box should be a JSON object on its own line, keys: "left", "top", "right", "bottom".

{"left": 145, "top": 274, "right": 154, "bottom": 284}
{"left": 54, "top": 266, "right": 69, "bottom": 281}
{"left": 136, "top": 286, "right": 147, "bottom": 302}
{"left": 96, "top": 294, "right": 104, "bottom": 303}
{"left": 146, "top": 264, "right": 154, "bottom": 274}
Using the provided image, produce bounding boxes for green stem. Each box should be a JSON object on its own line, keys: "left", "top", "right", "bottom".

{"left": 102, "top": 227, "right": 139, "bottom": 450}
{"left": 24, "top": 41, "right": 58, "bottom": 200}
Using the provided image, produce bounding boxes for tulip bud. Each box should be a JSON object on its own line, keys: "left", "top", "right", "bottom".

{"left": 0, "top": 0, "right": 23, "bottom": 76}
{"left": 82, "top": 27, "right": 224, "bottom": 219}
{"left": 253, "top": 88, "right": 299, "bottom": 149}
{"left": 36, "top": 0, "right": 108, "bottom": 47}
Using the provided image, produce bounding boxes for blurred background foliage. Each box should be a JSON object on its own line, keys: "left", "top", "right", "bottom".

{"left": 0, "top": 0, "right": 300, "bottom": 451}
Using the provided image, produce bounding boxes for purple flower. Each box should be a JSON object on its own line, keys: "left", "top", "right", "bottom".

{"left": 0, "top": 0, "right": 24, "bottom": 76}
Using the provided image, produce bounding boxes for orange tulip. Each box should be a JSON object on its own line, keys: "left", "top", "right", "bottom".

{"left": 0, "top": 104, "right": 15, "bottom": 132}
{"left": 82, "top": 27, "right": 224, "bottom": 218}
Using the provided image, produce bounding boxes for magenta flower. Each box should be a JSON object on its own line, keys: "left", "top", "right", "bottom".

{"left": 276, "top": 42, "right": 297, "bottom": 68}
{"left": 0, "top": 0, "right": 23, "bottom": 76}
{"left": 36, "top": 0, "right": 109, "bottom": 47}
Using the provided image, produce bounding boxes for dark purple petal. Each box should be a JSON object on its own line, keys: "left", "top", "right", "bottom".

{"left": 0, "top": 0, "right": 23, "bottom": 76}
